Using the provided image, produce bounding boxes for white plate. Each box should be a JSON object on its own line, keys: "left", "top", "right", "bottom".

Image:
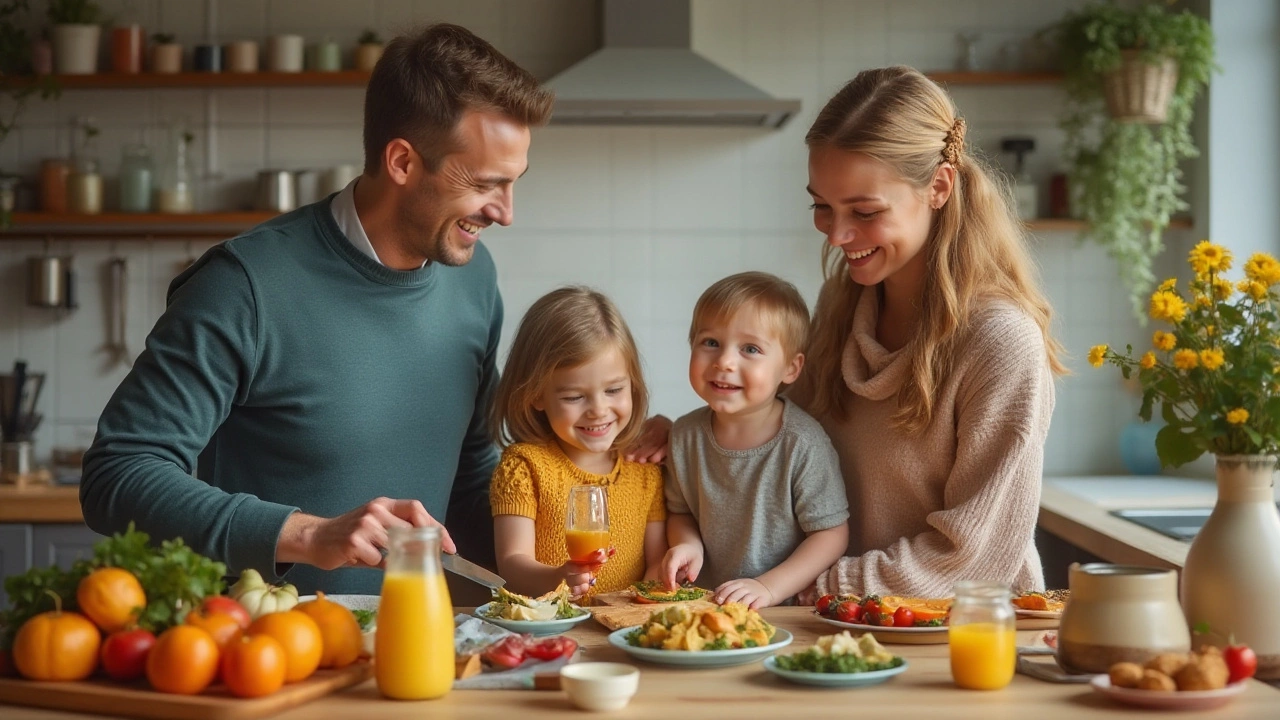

{"left": 1090, "top": 675, "right": 1247, "bottom": 710}
{"left": 608, "top": 627, "right": 793, "bottom": 668}
{"left": 474, "top": 602, "right": 592, "bottom": 636}
{"left": 812, "top": 612, "right": 949, "bottom": 645}
{"left": 1015, "top": 609, "right": 1062, "bottom": 619}
{"left": 763, "top": 656, "right": 909, "bottom": 687}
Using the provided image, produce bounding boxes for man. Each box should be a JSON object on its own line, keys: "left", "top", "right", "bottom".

{"left": 80, "top": 24, "right": 554, "bottom": 595}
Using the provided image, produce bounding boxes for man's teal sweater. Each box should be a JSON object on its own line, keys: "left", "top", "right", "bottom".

{"left": 81, "top": 200, "right": 501, "bottom": 594}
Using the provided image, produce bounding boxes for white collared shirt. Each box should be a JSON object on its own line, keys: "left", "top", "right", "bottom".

{"left": 330, "top": 177, "right": 383, "bottom": 265}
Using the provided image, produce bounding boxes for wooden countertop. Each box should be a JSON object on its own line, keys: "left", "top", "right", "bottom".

{"left": 0, "top": 486, "right": 83, "bottom": 523}
{"left": 1039, "top": 483, "right": 1188, "bottom": 570}
{"left": 3, "top": 606, "right": 1276, "bottom": 718}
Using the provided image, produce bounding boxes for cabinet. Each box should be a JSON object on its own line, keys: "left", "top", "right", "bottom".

{"left": 0, "top": 523, "right": 105, "bottom": 608}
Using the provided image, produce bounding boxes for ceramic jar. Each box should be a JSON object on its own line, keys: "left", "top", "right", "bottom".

{"left": 152, "top": 42, "right": 182, "bottom": 73}
{"left": 354, "top": 42, "right": 383, "bottom": 72}
{"left": 1182, "top": 454, "right": 1280, "bottom": 680}
{"left": 1056, "top": 563, "right": 1190, "bottom": 674}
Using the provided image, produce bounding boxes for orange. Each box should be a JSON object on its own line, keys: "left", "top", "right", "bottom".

{"left": 222, "top": 634, "right": 288, "bottom": 698}
{"left": 77, "top": 567, "right": 147, "bottom": 633}
{"left": 146, "top": 625, "right": 220, "bottom": 695}
{"left": 185, "top": 609, "right": 244, "bottom": 651}
{"left": 12, "top": 606, "right": 101, "bottom": 681}
{"left": 247, "top": 610, "right": 323, "bottom": 682}
{"left": 295, "top": 592, "right": 362, "bottom": 669}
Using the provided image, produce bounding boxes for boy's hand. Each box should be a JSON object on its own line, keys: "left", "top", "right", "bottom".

{"left": 715, "top": 578, "right": 776, "bottom": 609}
{"left": 660, "top": 543, "right": 703, "bottom": 589}
{"left": 561, "top": 548, "right": 611, "bottom": 598}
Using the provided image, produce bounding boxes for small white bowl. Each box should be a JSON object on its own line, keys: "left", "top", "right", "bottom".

{"left": 560, "top": 662, "right": 640, "bottom": 711}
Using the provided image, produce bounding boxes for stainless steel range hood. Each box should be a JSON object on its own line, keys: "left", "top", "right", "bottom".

{"left": 546, "top": 0, "right": 800, "bottom": 129}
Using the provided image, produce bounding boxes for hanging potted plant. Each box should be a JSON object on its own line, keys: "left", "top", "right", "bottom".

{"left": 1051, "top": 2, "right": 1216, "bottom": 319}
{"left": 48, "top": 0, "right": 103, "bottom": 74}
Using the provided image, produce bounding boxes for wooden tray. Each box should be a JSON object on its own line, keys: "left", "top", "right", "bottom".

{"left": 0, "top": 662, "right": 372, "bottom": 720}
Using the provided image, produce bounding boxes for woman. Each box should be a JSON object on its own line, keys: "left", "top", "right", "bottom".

{"left": 790, "top": 66, "right": 1067, "bottom": 598}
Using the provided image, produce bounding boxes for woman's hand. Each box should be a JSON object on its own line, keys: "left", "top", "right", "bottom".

{"left": 715, "top": 578, "right": 776, "bottom": 610}
{"left": 625, "top": 415, "right": 673, "bottom": 464}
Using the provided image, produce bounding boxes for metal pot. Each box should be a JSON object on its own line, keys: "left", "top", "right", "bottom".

{"left": 27, "top": 256, "right": 76, "bottom": 308}
{"left": 256, "top": 169, "right": 296, "bottom": 212}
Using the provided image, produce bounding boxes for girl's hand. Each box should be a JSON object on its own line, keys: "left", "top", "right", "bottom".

{"left": 660, "top": 543, "right": 703, "bottom": 589}
{"left": 625, "top": 415, "right": 673, "bottom": 464}
{"left": 715, "top": 578, "right": 775, "bottom": 610}
{"left": 561, "top": 548, "right": 611, "bottom": 598}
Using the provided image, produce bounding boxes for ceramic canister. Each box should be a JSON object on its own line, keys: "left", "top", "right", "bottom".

{"left": 1056, "top": 563, "right": 1191, "bottom": 674}
{"left": 267, "top": 34, "right": 304, "bottom": 72}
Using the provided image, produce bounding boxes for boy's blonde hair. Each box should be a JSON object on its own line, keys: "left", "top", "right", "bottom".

{"left": 689, "top": 272, "right": 811, "bottom": 359}
{"left": 491, "top": 286, "right": 649, "bottom": 449}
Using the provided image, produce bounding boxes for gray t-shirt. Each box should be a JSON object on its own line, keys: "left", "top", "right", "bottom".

{"left": 665, "top": 398, "right": 850, "bottom": 589}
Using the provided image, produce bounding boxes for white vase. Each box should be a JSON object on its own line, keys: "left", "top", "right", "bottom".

{"left": 1181, "top": 454, "right": 1280, "bottom": 680}
{"left": 52, "top": 24, "right": 101, "bottom": 75}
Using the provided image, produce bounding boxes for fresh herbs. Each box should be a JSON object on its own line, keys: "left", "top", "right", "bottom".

{"left": 351, "top": 608, "right": 377, "bottom": 632}
{"left": 631, "top": 579, "right": 709, "bottom": 603}
{"left": 774, "top": 649, "right": 905, "bottom": 674}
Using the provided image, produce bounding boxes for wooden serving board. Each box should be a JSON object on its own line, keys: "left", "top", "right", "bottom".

{"left": 0, "top": 662, "right": 372, "bottom": 720}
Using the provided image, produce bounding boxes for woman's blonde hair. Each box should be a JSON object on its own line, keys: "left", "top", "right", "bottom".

{"left": 796, "top": 66, "right": 1066, "bottom": 432}
{"left": 491, "top": 286, "right": 649, "bottom": 449}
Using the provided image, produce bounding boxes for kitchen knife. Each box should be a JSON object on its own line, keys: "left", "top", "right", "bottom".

{"left": 441, "top": 553, "right": 506, "bottom": 591}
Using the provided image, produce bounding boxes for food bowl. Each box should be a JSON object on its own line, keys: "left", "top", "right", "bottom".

{"left": 560, "top": 662, "right": 640, "bottom": 711}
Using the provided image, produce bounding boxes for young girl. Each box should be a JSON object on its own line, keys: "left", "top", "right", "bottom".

{"left": 489, "top": 286, "right": 666, "bottom": 598}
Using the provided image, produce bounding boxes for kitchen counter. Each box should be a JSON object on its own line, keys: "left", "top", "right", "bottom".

{"left": 3, "top": 606, "right": 1277, "bottom": 719}
{"left": 0, "top": 486, "right": 82, "bottom": 523}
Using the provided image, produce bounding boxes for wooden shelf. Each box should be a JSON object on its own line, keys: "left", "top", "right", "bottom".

{"left": 925, "top": 71, "right": 1062, "bottom": 85}
{"left": 0, "top": 211, "right": 279, "bottom": 239}
{"left": 3, "top": 70, "right": 371, "bottom": 91}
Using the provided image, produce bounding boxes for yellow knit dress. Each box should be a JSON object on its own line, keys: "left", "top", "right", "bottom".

{"left": 490, "top": 441, "right": 665, "bottom": 595}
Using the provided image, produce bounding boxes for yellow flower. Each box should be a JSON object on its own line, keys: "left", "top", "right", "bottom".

{"left": 1189, "top": 241, "right": 1233, "bottom": 275}
{"left": 1194, "top": 294, "right": 1212, "bottom": 309}
{"left": 1174, "top": 349, "right": 1199, "bottom": 370}
{"left": 1200, "top": 348, "right": 1225, "bottom": 370}
{"left": 1245, "top": 252, "right": 1280, "bottom": 286}
{"left": 1227, "top": 408, "right": 1250, "bottom": 425}
{"left": 1205, "top": 324, "right": 1216, "bottom": 336}
{"left": 1158, "top": 278, "right": 1177, "bottom": 292}
{"left": 1152, "top": 331, "right": 1177, "bottom": 351}
{"left": 1139, "top": 352, "right": 1156, "bottom": 370}
{"left": 1245, "top": 280, "right": 1269, "bottom": 301}
{"left": 1088, "top": 345, "right": 1108, "bottom": 368}
{"left": 1213, "top": 277, "right": 1233, "bottom": 300}
{"left": 1150, "top": 291, "right": 1188, "bottom": 323}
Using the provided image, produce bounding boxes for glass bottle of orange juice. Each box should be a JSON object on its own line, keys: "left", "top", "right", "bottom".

{"left": 948, "top": 580, "right": 1017, "bottom": 690}
{"left": 375, "top": 526, "right": 455, "bottom": 700}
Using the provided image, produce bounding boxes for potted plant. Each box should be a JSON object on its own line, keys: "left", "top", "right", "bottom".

{"left": 150, "top": 32, "right": 181, "bottom": 73}
{"left": 0, "top": 0, "right": 58, "bottom": 227}
{"left": 354, "top": 28, "right": 383, "bottom": 72}
{"left": 1051, "top": 2, "right": 1216, "bottom": 319}
{"left": 48, "top": 0, "right": 102, "bottom": 74}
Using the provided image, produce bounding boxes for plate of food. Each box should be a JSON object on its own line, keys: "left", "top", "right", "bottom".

{"left": 763, "top": 631, "right": 908, "bottom": 687}
{"left": 628, "top": 580, "right": 712, "bottom": 604}
{"left": 608, "top": 603, "right": 793, "bottom": 667}
{"left": 813, "top": 594, "right": 950, "bottom": 644}
{"left": 1090, "top": 675, "right": 1246, "bottom": 710}
{"left": 1091, "top": 647, "right": 1249, "bottom": 710}
{"left": 475, "top": 582, "right": 591, "bottom": 636}
{"left": 1011, "top": 589, "right": 1069, "bottom": 619}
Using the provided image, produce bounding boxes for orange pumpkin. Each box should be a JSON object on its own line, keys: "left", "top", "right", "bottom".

{"left": 12, "top": 599, "right": 101, "bottom": 681}
{"left": 246, "top": 610, "right": 322, "bottom": 682}
{"left": 295, "top": 592, "right": 362, "bottom": 669}
{"left": 77, "top": 567, "right": 147, "bottom": 633}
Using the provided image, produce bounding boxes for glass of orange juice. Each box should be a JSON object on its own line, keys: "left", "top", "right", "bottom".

{"left": 565, "top": 485, "right": 610, "bottom": 562}
{"left": 948, "top": 580, "right": 1017, "bottom": 690}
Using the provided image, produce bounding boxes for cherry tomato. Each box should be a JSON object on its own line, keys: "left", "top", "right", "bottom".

{"left": 815, "top": 595, "right": 836, "bottom": 616}
{"left": 1224, "top": 643, "right": 1258, "bottom": 683}
{"left": 834, "top": 601, "right": 863, "bottom": 624}
{"left": 101, "top": 629, "right": 157, "bottom": 681}
{"left": 893, "top": 606, "right": 915, "bottom": 628}
{"left": 526, "top": 636, "right": 578, "bottom": 661}
{"left": 198, "top": 596, "right": 252, "bottom": 630}
{"left": 862, "top": 599, "right": 881, "bottom": 617}
{"left": 482, "top": 636, "right": 526, "bottom": 669}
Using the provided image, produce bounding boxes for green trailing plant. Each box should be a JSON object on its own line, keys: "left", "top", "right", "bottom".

{"left": 47, "top": 0, "right": 102, "bottom": 25}
{"left": 1052, "top": 2, "right": 1216, "bottom": 320}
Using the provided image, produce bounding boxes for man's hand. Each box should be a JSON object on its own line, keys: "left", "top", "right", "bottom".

{"left": 624, "top": 415, "right": 672, "bottom": 464}
{"left": 277, "top": 497, "right": 457, "bottom": 570}
{"left": 561, "top": 548, "right": 610, "bottom": 598}
{"left": 660, "top": 543, "right": 703, "bottom": 589}
{"left": 715, "top": 578, "right": 775, "bottom": 610}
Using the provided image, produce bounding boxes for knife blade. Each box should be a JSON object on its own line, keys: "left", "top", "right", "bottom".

{"left": 441, "top": 553, "right": 506, "bottom": 590}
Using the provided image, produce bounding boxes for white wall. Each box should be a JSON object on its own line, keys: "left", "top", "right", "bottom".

{"left": 0, "top": 0, "right": 1198, "bottom": 476}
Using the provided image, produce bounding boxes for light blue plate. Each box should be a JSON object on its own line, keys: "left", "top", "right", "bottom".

{"left": 607, "top": 627, "right": 793, "bottom": 668}
{"left": 474, "top": 602, "right": 592, "bottom": 637}
{"left": 762, "top": 656, "right": 909, "bottom": 687}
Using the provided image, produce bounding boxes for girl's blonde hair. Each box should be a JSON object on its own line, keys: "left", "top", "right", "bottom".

{"left": 491, "top": 286, "right": 649, "bottom": 449}
{"left": 796, "top": 66, "right": 1067, "bottom": 432}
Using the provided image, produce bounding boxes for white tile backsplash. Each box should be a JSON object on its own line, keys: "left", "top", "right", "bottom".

{"left": 0, "top": 0, "right": 1188, "bottom": 478}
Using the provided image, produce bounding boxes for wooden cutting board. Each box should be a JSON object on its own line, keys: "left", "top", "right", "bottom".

{"left": 0, "top": 662, "right": 372, "bottom": 720}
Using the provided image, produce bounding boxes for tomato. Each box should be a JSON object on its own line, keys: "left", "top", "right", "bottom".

{"left": 482, "top": 636, "right": 526, "bottom": 668}
{"left": 893, "top": 606, "right": 915, "bottom": 628}
{"left": 1224, "top": 643, "right": 1258, "bottom": 683}
{"left": 77, "top": 567, "right": 147, "bottom": 633}
{"left": 222, "top": 634, "right": 287, "bottom": 698}
{"left": 247, "top": 610, "right": 323, "bottom": 682}
{"left": 100, "top": 629, "right": 156, "bottom": 681}
{"left": 295, "top": 592, "right": 362, "bottom": 669}
{"left": 147, "top": 625, "right": 219, "bottom": 695}
{"left": 198, "top": 596, "right": 252, "bottom": 630}
{"left": 185, "top": 609, "right": 244, "bottom": 652}
{"left": 12, "top": 606, "right": 101, "bottom": 681}
{"left": 834, "top": 600, "right": 863, "bottom": 624}
{"left": 815, "top": 595, "right": 836, "bottom": 616}
{"left": 862, "top": 599, "right": 881, "bottom": 617}
{"left": 526, "top": 636, "right": 578, "bottom": 661}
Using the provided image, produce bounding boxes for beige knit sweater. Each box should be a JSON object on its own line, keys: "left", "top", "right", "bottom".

{"left": 801, "top": 287, "right": 1054, "bottom": 598}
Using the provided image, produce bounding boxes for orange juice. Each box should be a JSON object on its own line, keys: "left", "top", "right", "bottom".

{"left": 375, "top": 571, "right": 454, "bottom": 700}
{"left": 565, "top": 528, "right": 610, "bottom": 562}
{"left": 949, "top": 622, "right": 1016, "bottom": 690}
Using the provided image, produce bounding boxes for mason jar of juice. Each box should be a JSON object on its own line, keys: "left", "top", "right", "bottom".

{"left": 375, "top": 526, "right": 455, "bottom": 700}
{"left": 948, "top": 580, "right": 1017, "bottom": 690}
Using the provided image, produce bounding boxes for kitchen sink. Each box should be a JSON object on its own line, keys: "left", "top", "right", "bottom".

{"left": 1112, "top": 504, "right": 1280, "bottom": 541}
